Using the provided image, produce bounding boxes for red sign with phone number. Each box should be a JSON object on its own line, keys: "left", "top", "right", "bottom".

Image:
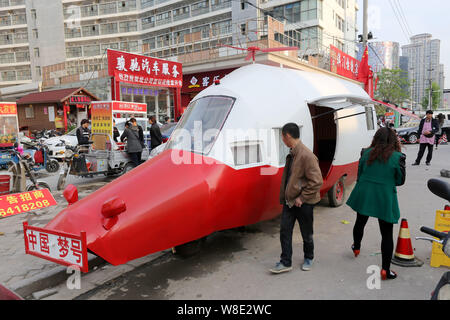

{"left": 0, "top": 189, "right": 57, "bottom": 219}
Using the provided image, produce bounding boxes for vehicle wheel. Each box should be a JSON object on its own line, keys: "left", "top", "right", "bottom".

{"left": 328, "top": 177, "right": 346, "bottom": 207}
{"left": 408, "top": 133, "right": 419, "bottom": 144}
{"left": 27, "top": 182, "right": 51, "bottom": 191}
{"left": 57, "top": 175, "right": 66, "bottom": 191}
{"left": 173, "top": 238, "right": 206, "bottom": 258}
{"left": 122, "top": 163, "right": 135, "bottom": 175}
{"left": 45, "top": 159, "right": 60, "bottom": 173}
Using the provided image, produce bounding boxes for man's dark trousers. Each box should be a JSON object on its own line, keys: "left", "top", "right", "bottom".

{"left": 280, "top": 203, "right": 314, "bottom": 267}
{"left": 415, "top": 143, "right": 433, "bottom": 164}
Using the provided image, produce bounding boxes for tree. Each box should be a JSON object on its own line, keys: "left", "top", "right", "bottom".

{"left": 421, "top": 82, "right": 441, "bottom": 110}
{"left": 374, "top": 69, "right": 411, "bottom": 111}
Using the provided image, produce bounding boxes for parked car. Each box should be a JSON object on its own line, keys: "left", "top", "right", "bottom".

{"left": 397, "top": 122, "right": 420, "bottom": 144}
{"left": 44, "top": 129, "right": 78, "bottom": 159}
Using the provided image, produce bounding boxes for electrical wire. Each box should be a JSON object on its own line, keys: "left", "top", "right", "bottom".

{"left": 388, "top": 0, "right": 410, "bottom": 43}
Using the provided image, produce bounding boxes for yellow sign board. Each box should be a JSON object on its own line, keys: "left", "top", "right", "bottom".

{"left": 430, "top": 210, "right": 450, "bottom": 268}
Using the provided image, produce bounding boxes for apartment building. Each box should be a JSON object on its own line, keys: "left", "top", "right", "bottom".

{"left": 402, "top": 33, "right": 445, "bottom": 109}
{"left": 260, "top": 0, "right": 359, "bottom": 58}
{"left": 0, "top": 0, "right": 31, "bottom": 87}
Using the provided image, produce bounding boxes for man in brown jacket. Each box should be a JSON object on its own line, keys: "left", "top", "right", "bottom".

{"left": 270, "top": 123, "right": 323, "bottom": 274}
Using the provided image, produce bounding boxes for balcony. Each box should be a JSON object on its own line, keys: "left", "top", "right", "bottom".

{"left": 191, "top": 6, "right": 209, "bottom": 17}
{"left": 142, "top": 18, "right": 154, "bottom": 29}
{"left": 211, "top": 0, "right": 231, "bottom": 11}
{"left": 0, "top": 68, "right": 31, "bottom": 82}
{"left": 0, "top": 14, "right": 26, "bottom": 27}
{"left": 81, "top": 5, "right": 99, "bottom": 18}
{"left": 0, "top": 32, "right": 28, "bottom": 46}
{"left": 0, "top": 0, "right": 25, "bottom": 8}
{"left": 173, "top": 11, "right": 190, "bottom": 22}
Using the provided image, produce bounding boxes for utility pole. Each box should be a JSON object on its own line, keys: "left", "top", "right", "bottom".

{"left": 363, "top": 0, "right": 368, "bottom": 49}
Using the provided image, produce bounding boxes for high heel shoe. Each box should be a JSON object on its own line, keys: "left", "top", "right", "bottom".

{"left": 381, "top": 269, "right": 397, "bottom": 280}
{"left": 351, "top": 244, "right": 360, "bottom": 257}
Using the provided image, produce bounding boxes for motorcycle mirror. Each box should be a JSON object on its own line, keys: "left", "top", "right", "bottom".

{"left": 427, "top": 179, "right": 450, "bottom": 203}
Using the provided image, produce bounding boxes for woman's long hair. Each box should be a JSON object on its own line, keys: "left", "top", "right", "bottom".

{"left": 367, "top": 127, "right": 401, "bottom": 165}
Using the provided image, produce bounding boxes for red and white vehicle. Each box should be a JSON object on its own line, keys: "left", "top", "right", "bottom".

{"left": 24, "top": 64, "right": 376, "bottom": 269}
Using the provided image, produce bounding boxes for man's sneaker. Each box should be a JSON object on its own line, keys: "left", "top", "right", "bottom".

{"left": 426, "top": 162, "right": 431, "bottom": 166}
{"left": 269, "top": 262, "right": 292, "bottom": 274}
{"left": 302, "top": 259, "right": 313, "bottom": 271}
{"left": 412, "top": 162, "right": 420, "bottom": 166}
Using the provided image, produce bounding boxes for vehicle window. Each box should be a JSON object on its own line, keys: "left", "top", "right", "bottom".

{"left": 115, "top": 122, "right": 126, "bottom": 131}
{"left": 67, "top": 129, "right": 77, "bottom": 136}
{"left": 167, "top": 96, "right": 235, "bottom": 155}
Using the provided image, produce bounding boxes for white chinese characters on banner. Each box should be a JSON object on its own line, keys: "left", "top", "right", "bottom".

{"left": 26, "top": 229, "right": 85, "bottom": 269}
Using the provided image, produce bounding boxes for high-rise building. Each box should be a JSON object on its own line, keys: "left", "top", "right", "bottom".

{"left": 356, "top": 41, "right": 400, "bottom": 74}
{"left": 402, "top": 33, "right": 445, "bottom": 110}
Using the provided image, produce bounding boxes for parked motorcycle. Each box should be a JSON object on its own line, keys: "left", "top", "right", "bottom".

{"left": 416, "top": 178, "right": 450, "bottom": 300}
{"left": 21, "top": 140, "right": 60, "bottom": 173}
{"left": 57, "top": 141, "right": 92, "bottom": 191}
{"left": 1, "top": 148, "right": 51, "bottom": 194}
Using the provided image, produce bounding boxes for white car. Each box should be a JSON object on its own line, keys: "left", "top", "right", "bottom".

{"left": 44, "top": 129, "right": 78, "bottom": 159}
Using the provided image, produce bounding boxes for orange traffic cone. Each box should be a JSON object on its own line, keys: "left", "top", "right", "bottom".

{"left": 392, "top": 219, "right": 424, "bottom": 267}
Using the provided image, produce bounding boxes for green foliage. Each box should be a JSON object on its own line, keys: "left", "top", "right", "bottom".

{"left": 421, "top": 82, "right": 441, "bottom": 110}
{"left": 374, "top": 68, "right": 411, "bottom": 107}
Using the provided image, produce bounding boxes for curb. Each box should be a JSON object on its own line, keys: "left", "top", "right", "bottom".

{"left": 9, "top": 255, "right": 107, "bottom": 299}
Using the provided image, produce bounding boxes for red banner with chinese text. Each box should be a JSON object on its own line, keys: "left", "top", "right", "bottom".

{"left": 330, "top": 45, "right": 361, "bottom": 81}
{"left": 0, "top": 189, "right": 57, "bottom": 219}
{"left": 0, "top": 103, "right": 17, "bottom": 115}
{"left": 108, "top": 49, "right": 182, "bottom": 88}
{"left": 112, "top": 101, "right": 147, "bottom": 114}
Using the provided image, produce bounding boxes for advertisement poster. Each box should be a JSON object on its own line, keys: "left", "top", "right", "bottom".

{"left": 91, "top": 102, "right": 112, "bottom": 136}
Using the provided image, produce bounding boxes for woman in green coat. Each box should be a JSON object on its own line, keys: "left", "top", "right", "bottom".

{"left": 346, "top": 127, "right": 406, "bottom": 280}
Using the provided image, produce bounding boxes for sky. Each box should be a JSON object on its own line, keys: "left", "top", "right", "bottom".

{"left": 356, "top": 0, "right": 449, "bottom": 88}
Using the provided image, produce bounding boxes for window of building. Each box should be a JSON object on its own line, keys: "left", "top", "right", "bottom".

{"left": 101, "top": 22, "right": 118, "bottom": 35}
{"left": 119, "top": 20, "right": 137, "bottom": 33}
{"left": 82, "top": 24, "right": 100, "bottom": 37}
{"left": 240, "top": 23, "right": 246, "bottom": 35}
{"left": 241, "top": 0, "right": 247, "bottom": 10}
{"left": 25, "top": 106, "right": 34, "bottom": 119}
{"left": 33, "top": 47, "right": 39, "bottom": 58}
{"left": 31, "top": 9, "right": 36, "bottom": 20}
{"left": 35, "top": 66, "right": 41, "bottom": 77}
{"left": 32, "top": 28, "right": 38, "bottom": 39}
{"left": 83, "top": 44, "right": 100, "bottom": 57}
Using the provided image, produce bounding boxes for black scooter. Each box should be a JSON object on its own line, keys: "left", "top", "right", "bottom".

{"left": 416, "top": 179, "right": 450, "bottom": 300}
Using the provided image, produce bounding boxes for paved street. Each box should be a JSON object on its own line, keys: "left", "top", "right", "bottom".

{"left": 34, "top": 143, "right": 450, "bottom": 300}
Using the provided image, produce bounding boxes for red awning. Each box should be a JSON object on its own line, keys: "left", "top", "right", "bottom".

{"left": 373, "top": 99, "right": 420, "bottom": 120}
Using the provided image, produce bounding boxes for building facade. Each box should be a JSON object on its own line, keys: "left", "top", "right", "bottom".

{"left": 1, "top": 0, "right": 360, "bottom": 118}
{"left": 356, "top": 41, "right": 400, "bottom": 74}
{"left": 402, "top": 33, "right": 445, "bottom": 110}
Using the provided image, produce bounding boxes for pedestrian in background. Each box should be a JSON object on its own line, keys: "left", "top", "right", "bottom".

{"left": 412, "top": 110, "right": 439, "bottom": 166}
{"left": 120, "top": 118, "right": 144, "bottom": 168}
{"left": 149, "top": 116, "right": 163, "bottom": 150}
{"left": 270, "top": 123, "right": 323, "bottom": 274}
{"left": 435, "top": 113, "right": 445, "bottom": 150}
{"left": 346, "top": 127, "right": 406, "bottom": 280}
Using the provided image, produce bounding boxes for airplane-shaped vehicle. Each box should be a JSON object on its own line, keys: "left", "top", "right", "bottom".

{"left": 23, "top": 64, "right": 377, "bottom": 269}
